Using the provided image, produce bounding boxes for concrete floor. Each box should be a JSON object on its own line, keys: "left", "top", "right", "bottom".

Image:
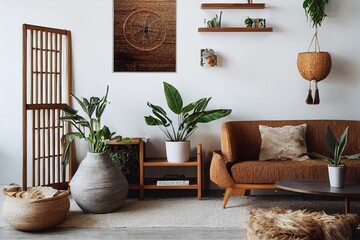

{"left": 0, "top": 227, "right": 245, "bottom": 240}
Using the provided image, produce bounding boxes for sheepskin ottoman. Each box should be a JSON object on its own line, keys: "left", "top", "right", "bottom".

{"left": 246, "top": 208, "right": 358, "bottom": 240}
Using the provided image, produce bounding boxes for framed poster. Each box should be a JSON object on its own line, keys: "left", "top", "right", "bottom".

{"left": 114, "top": 0, "right": 176, "bottom": 72}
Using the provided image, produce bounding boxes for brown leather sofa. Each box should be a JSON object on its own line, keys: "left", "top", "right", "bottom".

{"left": 210, "top": 120, "right": 360, "bottom": 208}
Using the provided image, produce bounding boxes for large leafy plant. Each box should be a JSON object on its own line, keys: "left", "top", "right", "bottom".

{"left": 309, "top": 126, "right": 349, "bottom": 167}
{"left": 145, "top": 82, "right": 232, "bottom": 141}
{"left": 60, "top": 86, "right": 116, "bottom": 165}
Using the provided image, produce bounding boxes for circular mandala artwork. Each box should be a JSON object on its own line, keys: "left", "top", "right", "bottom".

{"left": 123, "top": 9, "right": 167, "bottom": 51}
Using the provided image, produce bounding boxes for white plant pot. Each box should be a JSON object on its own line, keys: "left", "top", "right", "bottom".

{"left": 165, "top": 141, "right": 190, "bottom": 163}
{"left": 328, "top": 165, "right": 346, "bottom": 188}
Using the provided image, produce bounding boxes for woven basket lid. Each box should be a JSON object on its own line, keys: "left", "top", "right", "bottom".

{"left": 297, "top": 52, "right": 332, "bottom": 81}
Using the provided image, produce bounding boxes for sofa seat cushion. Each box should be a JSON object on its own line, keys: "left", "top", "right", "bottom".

{"left": 231, "top": 160, "right": 360, "bottom": 184}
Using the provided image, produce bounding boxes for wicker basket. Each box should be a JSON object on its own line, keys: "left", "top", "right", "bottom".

{"left": 2, "top": 189, "right": 70, "bottom": 231}
{"left": 297, "top": 52, "right": 332, "bottom": 81}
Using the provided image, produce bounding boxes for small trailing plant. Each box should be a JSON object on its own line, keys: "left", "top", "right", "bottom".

{"left": 109, "top": 145, "right": 139, "bottom": 175}
{"left": 309, "top": 126, "right": 349, "bottom": 167}
{"left": 207, "top": 11, "right": 222, "bottom": 28}
{"left": 60, "top": 86, "right": 120, "bottom": 165}
{"left": 302, "top": 0, "right": 330, "bottom": 52}
{"left": 245, "top": 17, "right": 253, "bottom": 28}
{"left": 303, "top": 0, "right": 329, "bottom": 28}
{"left": 145, "top": 82, "right": 232, "bottom": 142}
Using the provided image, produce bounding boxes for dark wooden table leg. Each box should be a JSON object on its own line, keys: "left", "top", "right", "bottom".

{"left": 344, "top": 196, "right": 350, "bottom": 214}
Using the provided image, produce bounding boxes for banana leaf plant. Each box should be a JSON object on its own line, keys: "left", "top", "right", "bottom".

{"left": 60, "top": 86, "right": 118, "bottom": 166}
{"left": 144, "top": 82, "right": 232, "bottom": 142}
{"left": 309, "top": 126, "right": 349, "bottom": 167}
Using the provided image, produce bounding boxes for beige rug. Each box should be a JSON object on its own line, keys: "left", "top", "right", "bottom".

{"left": 1, "top": 194, "right": 360, "bottom": 229}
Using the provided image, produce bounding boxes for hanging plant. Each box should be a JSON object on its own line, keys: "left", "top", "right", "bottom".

{"left": 297, "top": 0, "right": 331, "bottom": 105}
{"left": 303, "top": 0, "right": 329, "bottom": 28}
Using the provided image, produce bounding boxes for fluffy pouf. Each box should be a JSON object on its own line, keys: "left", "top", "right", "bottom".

{"left": 246, "top": 208, "right": 358, "bottom": 240}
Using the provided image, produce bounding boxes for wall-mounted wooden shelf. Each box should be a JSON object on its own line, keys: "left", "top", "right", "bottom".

{"left": 201, "top": 3, "right": 265, "bottom": 9}
{"left": 198, "top": 27, "right": 273, "bottom": 32}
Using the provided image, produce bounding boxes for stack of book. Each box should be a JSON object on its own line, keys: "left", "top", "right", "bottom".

{"left": 156, "top": 174, "right": 189, "bottom": 186}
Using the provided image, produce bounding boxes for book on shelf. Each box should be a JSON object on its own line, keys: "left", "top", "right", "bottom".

{"left": 156, "top": 180, "right": 190, "bottom": 186}
{"left": 156, "top": 174, "right": 189, "bottom": 186}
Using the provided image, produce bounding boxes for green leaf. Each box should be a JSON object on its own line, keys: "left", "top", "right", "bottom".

{"left": 62, "top": 104, "right": 78, "bottom": 115}
{"left": 61, "top": 132, "right": 83, "bottom": 166}
{"left": 145, "top": 116, "right": 163, "bottom": 126}
{"left": 182, "top": 102, "right": 197, "bottom": 114}
{"left": 197, "top": 109, "right": 232, "bottom": 123}
{"left": 325, "top": 126, "right": 337, "bottom": 159}
{"left": 336, "top": 126, "right": 349, "bottom": 162}
{"left": 194, "top": 98, "right": 211, "bottom": 112}
{"left": 71, "top": 93, "right": 88, "bottom": 115}
{"left": 152, "top": 110, "right": 170, "bottom": 125}
{"left": 147, "top": 102, "right": 168, "bottom": 117}
{"left": 163, "top": 82, "right": 183, "bottom": 114}
{"left": 308, "top": 152, "right": 335, "bottom": 165}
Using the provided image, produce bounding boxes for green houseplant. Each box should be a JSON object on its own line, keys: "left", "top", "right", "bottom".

{"left": 61, "top": 86, "right": 116, "bottom": 165}
{"left": 309, "top": 126, "right": 349, "bottom": 187}
{"left": 145, "top": 82, "right": 231, "bottom": 162}
{"left": 60, "top": 86, "right": 128, "bottom": 214}
{"left": 297, "top": 0, "right": 331, "bottom": 105}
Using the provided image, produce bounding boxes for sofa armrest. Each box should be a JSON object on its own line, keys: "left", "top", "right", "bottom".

{"left": 210, "top": 150, "right": 235, "bottom": 188}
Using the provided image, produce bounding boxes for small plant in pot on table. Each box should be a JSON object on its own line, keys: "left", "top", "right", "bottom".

{"left": 309, "top": 126, "right": 349, "bottom": 188}
{"left": 144, "top": 82, "right": 231, "bottom": 163}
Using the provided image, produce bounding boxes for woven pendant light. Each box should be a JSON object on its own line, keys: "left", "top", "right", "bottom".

{"left": 297, "top": 52, "right": 332, "bottom": 81}
{"left": 297, "top": 26, "right": 332, "bottom": 105}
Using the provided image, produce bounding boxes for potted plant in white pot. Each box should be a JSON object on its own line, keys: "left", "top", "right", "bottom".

{"left": 61, "top": 86, "right": 128, "bottom": 214}
{"left": 297, "top": 0, "right": 331, "bottom": 105}
{"left": 309, "top": 126, "right": 349, "bottom": 188}
{"left": 144, "top": 82, "right": 231, "bottom": 163}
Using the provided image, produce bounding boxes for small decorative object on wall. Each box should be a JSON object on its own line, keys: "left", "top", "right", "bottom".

{"left": 207, "top": 11, "right": 222, "bottom": 28}
{"left": 297, "top": 0, "right": 331, "bottom": 105}
{"left": 113, "top": 0, "right": 176, "bottom": 72}
{"left": 245, "top": 17, "right": 253, "bottom": 27}
{"left": 201, "top": 49, "right": 217, "bottom": 67}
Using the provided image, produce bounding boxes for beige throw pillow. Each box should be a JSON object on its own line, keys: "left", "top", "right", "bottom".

{"left": 259, "top": 124, "right": 309, "bottom": 161}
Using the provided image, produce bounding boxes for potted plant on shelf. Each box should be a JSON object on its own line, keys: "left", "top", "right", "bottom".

{"left": 309, "top": 126, "right": 349, "bottom": 188}
{"left": 61, "top": 86, "right": 128, "bottom": 214}
{"left": 144, "top": 82, "right": 232, "bottom": 163}
{"left": 297, "top": 0, "right": 331, "bottom": 105}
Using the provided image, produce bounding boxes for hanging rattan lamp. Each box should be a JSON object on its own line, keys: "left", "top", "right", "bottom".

{"left": 298, "top": 0, "right": 331, "bottom": 105}
{"left": 297, "top": 50, "right": 332, "bottom": 104}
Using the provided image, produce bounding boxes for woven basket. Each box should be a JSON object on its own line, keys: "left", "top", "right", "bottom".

{"left": 297, "top": 52, "right": 332, "bottom": 81}
{"left": 2, "top": 189, "right": 70, "bottom": 231}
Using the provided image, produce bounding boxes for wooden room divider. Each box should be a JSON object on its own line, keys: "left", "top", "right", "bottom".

{"left": 22, "top": 24, "right": 73, "bottom": 190}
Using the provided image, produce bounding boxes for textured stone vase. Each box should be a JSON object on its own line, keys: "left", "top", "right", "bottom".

{"left": 70, "top": 151, "right": 129, "bottom": 214}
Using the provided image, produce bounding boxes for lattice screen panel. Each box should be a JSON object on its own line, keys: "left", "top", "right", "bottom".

{"left": 22, "top": 24, "right": 73, "bottom": 190}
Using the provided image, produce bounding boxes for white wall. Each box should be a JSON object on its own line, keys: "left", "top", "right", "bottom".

{"left": 1, "top": 0, "right": 359, "bottom": 186}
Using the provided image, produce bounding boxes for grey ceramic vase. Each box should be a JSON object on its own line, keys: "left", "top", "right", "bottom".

{"left": 70, "top": 151, "right": 129, "bottom": 214}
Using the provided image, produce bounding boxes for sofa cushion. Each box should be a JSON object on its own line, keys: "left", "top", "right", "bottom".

{"left": 231, "top": 160, "right": 360, "bottom": 184}
{"left": 259, "top": 124, "right": 309, "bottom": 161}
